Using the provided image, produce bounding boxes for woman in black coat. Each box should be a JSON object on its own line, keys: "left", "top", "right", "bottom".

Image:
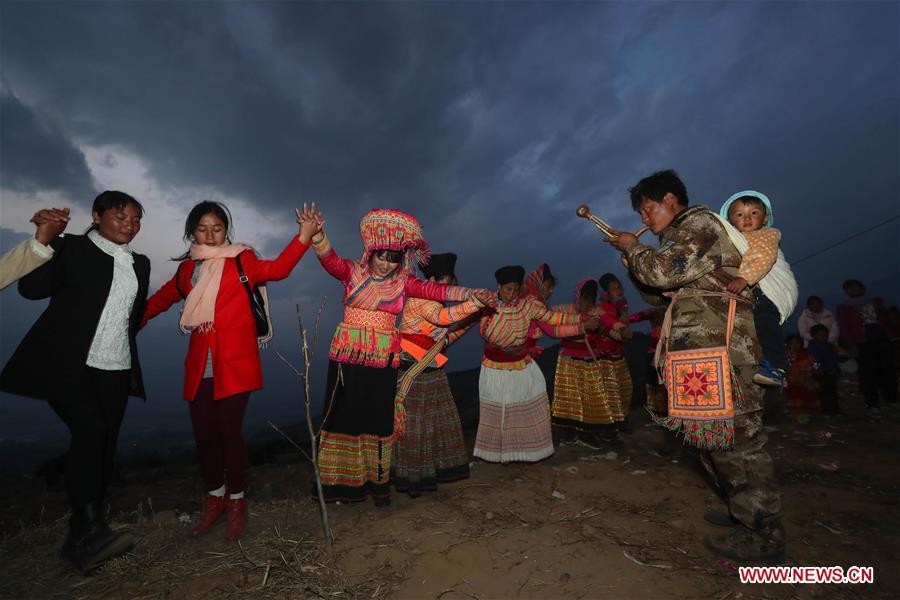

{"left": 0, "top": 191, "right": 150, "bottom": 574}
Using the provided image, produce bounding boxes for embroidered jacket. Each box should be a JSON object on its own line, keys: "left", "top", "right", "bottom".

{"left": 551, "top": 303, "right": 607, "bottom": 359}
{"left": 398, "top": 297, "right": 483, "bottom": 367}
{"left": 520, "top": 263, "right": 553, "bottom": 356}
{"left": 592, "top": 292, "right": 643, "bottom": 356}
{"left": 480, "top": 297, "right": 583, "bottom": 371}
{"left": 314, "top": 234, "right": 473, "bottom": 368}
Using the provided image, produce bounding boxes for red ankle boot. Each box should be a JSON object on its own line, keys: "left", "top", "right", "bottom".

{"left": 225, "top": 497, "right": 247, "bottom": 541}
{"left": 191, "top": 494, "right": 227, "bottom": 536}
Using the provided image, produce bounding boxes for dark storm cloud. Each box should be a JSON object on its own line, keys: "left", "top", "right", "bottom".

{"left": 1, "top": 0, "right": 897, "bottom": 295}
{"left": 2, "top": 2, "right": 895, "bottom": 257}
{"left": 1, "top": 1, "right": 898, "bottom": 444}
{"left": 0, "top": 85, "right": 95, "bottom": 202}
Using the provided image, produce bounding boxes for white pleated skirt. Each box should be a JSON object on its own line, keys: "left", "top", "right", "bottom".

{"left": 474, "top": 361, "right": 554, "bottom": 463}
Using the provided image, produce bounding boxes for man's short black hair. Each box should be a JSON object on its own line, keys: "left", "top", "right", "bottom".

{"left": 842, "top": 279, "right": 864, "bottom": 290}
{"left": 629, "top": 169, "right": 689, "bottom": 211}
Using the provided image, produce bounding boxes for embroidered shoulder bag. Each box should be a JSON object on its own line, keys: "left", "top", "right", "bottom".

{"left": 652, "top": 290, "right": 746, "bottom": 450}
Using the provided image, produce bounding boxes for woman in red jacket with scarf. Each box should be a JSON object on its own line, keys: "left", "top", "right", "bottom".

{"left": 142, "top": 201, "right": 320, "bottom": 540}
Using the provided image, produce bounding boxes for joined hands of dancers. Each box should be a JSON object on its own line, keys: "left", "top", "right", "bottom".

{"left": 296, "top": 203, "right": 497, "bottom": 309}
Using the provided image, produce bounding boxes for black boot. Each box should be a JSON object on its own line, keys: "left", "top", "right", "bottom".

{"left": 703, "top": 521, "right": 785, "bottom": 562}
{"left": 554, "top": 427, "right": 578, "bottom": 447}
{"left": 59, "top": 512, "right": 79, "bottom": 561}
{"left": 703, "top": 507, "right": 739, "bottom": 527}
{"left": 63, "top": 503, "right": 136, "bottom": 574}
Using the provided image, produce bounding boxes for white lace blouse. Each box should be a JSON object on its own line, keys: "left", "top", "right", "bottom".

{"left": 85, "top": 230, "right": 138, "bottom": 371}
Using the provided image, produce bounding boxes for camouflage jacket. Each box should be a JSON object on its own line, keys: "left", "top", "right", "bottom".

{"left": 624, "top": 205, "right": 760, "bottom": 367}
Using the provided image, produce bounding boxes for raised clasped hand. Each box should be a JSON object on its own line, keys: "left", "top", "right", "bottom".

{"left": 33, "top": 207, "right": 71, "bottom": 245}
{"left": 474, "top": 289, "right": 498, "bottom": 309}
{"left": 296, "top": 202, "right": 325, "bottom": 244}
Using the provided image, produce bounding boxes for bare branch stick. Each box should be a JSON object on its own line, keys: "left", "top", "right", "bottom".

{"left": 267, "top": 420, "right": 312, "bottom": 462}
{"left": 274, "top": 297, "right": 335, "bottom": 556}
{"left": 299, "top": 300, "right": 335, "bottom": 552}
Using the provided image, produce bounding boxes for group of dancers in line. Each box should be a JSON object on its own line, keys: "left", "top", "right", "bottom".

{"left": 288, "top": 205, "right": 643, "bottom": 508}
{"left": 0, "top": 169, "right": 795, "bottom": 571}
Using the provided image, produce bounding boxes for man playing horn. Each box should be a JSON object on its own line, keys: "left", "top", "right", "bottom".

{"left": 605, "top": 169, "right": 784, "bottom": 563}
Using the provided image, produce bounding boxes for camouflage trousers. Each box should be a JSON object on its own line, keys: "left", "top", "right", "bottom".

{"left": 699, "top": 364, "right": 782, "bottom": 531}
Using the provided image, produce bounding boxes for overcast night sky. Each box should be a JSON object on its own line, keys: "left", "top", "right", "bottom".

{"left": 1, "top": 1, "right": 898, "bottom": 452}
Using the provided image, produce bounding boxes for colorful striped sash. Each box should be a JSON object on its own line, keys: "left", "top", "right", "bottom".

{"left": 394, "top": 330, "right": 448, "bottom": 438}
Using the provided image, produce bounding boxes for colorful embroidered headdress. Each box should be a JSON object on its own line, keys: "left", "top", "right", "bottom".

{"left": 522, "top": 263, "right": 553, "bottom": 301}
{"left": 359, "top": 209, "right": 430, "bottom": 271}
{"left": 573, "top": 277, "right": 598, "bottom": 305}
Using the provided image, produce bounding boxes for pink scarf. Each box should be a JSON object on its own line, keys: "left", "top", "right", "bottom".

{"left": 180, "top": 243, "right": 251, "bottom": 332}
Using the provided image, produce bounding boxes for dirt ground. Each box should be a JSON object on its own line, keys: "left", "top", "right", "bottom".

{"left": 1, "top": 379, "right": 898, "bottom": 600}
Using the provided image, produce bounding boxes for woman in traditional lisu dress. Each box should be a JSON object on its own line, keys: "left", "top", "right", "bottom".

{"left": 549, "top": 278, "right": 621, "bottom": 448}
{"left": 520, "top": 263, "right": 556, "bottom": 358}
{"left": 474, "top": 266, "right": 598, "bottom": 463}
{"left": 392, "top": 253, "right": 487, "bottom": 497}
{"left": 307, "top": 208, "right": 492, "bottom": 506}
{"left": 596, "top": 273, "right": 636, "bottom": 429}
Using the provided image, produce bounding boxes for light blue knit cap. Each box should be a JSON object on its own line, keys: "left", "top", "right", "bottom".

{"left": 719, "top": 190, "right": 774, "bottom": 227}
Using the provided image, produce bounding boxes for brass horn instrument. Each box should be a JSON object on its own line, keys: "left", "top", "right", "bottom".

{"left": 575, "top": 204, "right": 615, "bottom": 236}
{"left": 576, "top": 204, "right": 649, "bottom": 238}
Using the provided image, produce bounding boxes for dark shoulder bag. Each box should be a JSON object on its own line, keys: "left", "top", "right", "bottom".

{"left": 234, "top": 253, "right": 270, "bottom": 338}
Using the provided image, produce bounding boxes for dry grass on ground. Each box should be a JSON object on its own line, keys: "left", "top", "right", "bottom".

{"left": 1, "top": 382, "right": 898, "bottom": 599}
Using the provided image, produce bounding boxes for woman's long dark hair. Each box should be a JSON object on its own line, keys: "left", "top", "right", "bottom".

{"left": 173, "top": 201, "right": 234, "bottom": 260}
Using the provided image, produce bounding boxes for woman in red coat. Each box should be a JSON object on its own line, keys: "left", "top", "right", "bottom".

{"left": 142, "top": 201, "right": 320, "bottom": 540}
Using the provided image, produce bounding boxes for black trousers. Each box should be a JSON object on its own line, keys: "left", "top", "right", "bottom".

{"left": 816, "top": 372, "right": 840, "bottom": 414}
{"left": 753, "top": 289, "right": 788, "bottom": 372}
{"left": 49, "top": 366, "right": 130, "bottom": 508}
{"left": 857, "top": 337, "right": 898, "bottom": 407}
